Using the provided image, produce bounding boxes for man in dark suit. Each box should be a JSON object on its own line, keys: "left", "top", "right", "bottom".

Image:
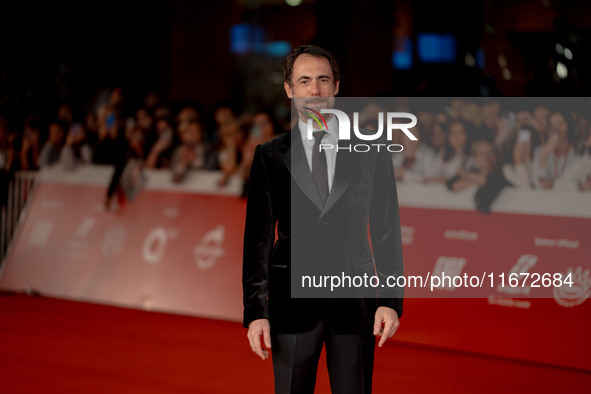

{"left": 243, "top": 45, "right": 404, "bottom": 394}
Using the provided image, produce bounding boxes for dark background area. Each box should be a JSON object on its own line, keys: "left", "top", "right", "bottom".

{"left": 1, "top": 0, "right": 591, "bottom": 124}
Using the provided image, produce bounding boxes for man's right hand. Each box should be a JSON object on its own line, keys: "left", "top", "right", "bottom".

{"left": 247, "top": 319, "right": 271, "bottom": 360}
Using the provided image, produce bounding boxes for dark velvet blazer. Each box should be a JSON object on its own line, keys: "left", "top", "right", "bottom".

{"left": 243, "top": 126, "right": 404, "bottom": 334}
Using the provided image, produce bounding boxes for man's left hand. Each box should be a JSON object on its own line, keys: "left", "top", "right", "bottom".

{"left": 373, "top": 307, "right": 400, "bottom": 348}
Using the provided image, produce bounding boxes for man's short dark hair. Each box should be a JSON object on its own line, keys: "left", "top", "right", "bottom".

{"left": 283, "top": 45, "right": 340, "bottom": 87}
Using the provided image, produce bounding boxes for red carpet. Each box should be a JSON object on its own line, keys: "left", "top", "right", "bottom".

{"left": 0, "top": 292, "right": 588, "bottom": 393}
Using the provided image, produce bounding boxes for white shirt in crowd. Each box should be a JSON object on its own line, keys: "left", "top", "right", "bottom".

{"left": 429, "top": 151, "right": 466, "bottom": 180}
{"left": 531, "top": 145, "right": 577, "bottom": 188}
{"left": 555, "top": 153, "right": 591, "bottom": 191}
{"left": 391, "top": 143, "right": 437, "bottom": 182}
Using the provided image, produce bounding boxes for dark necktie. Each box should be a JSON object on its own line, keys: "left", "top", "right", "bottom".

{"left": 312, "top": 130, "right": 329, "bottom": 205}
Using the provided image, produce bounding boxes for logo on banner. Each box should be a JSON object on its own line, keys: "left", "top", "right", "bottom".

{"left": 193, "top": 225, "right": 226, "bottom": 270}
{"left": 101, "top": 225, "right": 127, "bottom": 258}
{"left": 142, "top": 227, "right": 178, "bottom": 264}
{"left": 431, "top": 256, "right": 466, "bottom": 290}
{"left": 28, "top": 221, "right": 54, "bottom": 247}
{"left": 554, "top": 266, "right": 591, "bottom": 308}
{"left": 401, "top": 226, "right": 414, "bottom": 245}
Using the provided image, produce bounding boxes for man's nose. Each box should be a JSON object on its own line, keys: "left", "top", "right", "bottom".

{"left": 310, "top": 80, "right": 320, "bottom": 96}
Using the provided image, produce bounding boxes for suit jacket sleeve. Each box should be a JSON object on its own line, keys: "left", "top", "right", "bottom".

{"left": 369, "top": 146, "right": 405, "bottom": 318}
{"left": 242, "top": 145, "right": 274, "bottom": 328}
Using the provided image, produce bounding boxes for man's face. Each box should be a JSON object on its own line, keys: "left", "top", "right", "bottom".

{"left": 548, "top": 112, "right": 568, "bottom": 141}
{"left": 284, "top": 54, "right": 340, "bottom": 119}
{"left": 472, "top": 141, "right": 496, "bottom": 173}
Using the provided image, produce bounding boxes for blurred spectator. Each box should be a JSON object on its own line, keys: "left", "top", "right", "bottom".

{"left": 20, "top": 117, "right": 43, "bottom": 171}
{"left": 105, "top": 127, "right": 146, "bottom": 209}
{"left": 57, "top": 104, "right": 74, "bottom": 125}
{"left": 555, "top": 125, "right": 591, "bottom": 191}
{"left": 92, "top": 105, "right": 126, "bottom": 165}
{"left": 532, "top": 105, "right": 550, "bottom": 143}
{"left": 109, "top": 86, "right": 125, "bottom": 115}
{"left": 461, "top": 101, "right": 482, "bottom": 130}
{"left": 136, "top": 108, "right": 153, "bottom": 133}
{"left": 60, "top": 122, "right": 92, "bottom": 171}
{"left": 448, "top": 139, "right": 510, "bottom": 213}
{"left": 2, "top": 129, "right": 19, "bottom": 174}
{"left": 480, "top": 101, "right": 501, "bottom": 141}
{"left": 446, "top": 98, "right": 465, "bottom": 120}
{"left": 171, "top": 120, "right": 211, "bottom": 183}
{"left": 392, "top": 125, "right": 436, "bottom": 182}
{"left": 427, "top": 120, "right": 472, "bottom": 182}
{"left": 429, "top": 113, "right": 449, "bottom": 152}
{"left": 39, "top": 120, "right": 67, "bottom": 167}
{"left": 153, "top": 105, "right": 172, "bottom": 121}
{"left": 0, "top": 116, "right": 9, "bottom": 172}
{"left": 502, "top": 125, "right": 540, "bottom": 189}
{"left": 515, "top": 109, "right": 535, "bottom": 131}
{"left": 144, "top": 92, "right": 161, "bottom": 111}
{"left": 176, "top": 104, "right": 200, "bottom": 125}
{"left": 211, "top": 102, "right": 237, "bottom": 144}
{"left": 448, "top": 139, "right": 498, "bottom": 191}
{"left": 416, "top": 109, "right": 435, "bottom": 148}
{"left": 493, "top": 112, "right": 515, "bottom": 149}
{"left": 239, "top": 110, "right": 283, "bottom": 196}
{"left": 207, "top": 117, "right": 245, "bottom": 186}
{"left": 84, "top": 111, "right": 98, "bottom": 146}
{"left": 572, "top": 110, "right": 590, "bottom": 154}
{"left": 0, "top": 117, "right": 10, "bottom": 207}
{"left": 145, "top": 117, "right": 176, "bottom": 169}
{"left": 532, "top": 110, "right": 578, "bottom": 189}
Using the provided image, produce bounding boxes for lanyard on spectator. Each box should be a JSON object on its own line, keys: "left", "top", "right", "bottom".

{"left": 554, "top": 145, "right": 570, "bottom": 177}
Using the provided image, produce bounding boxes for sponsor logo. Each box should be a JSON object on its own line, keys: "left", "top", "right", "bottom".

{"left": 28, "top": 221, "right": 54, "bottom": 247}
{"left": 554, "top": 266, "right": 590, "bottom": 308}
{"left": 194, "top": 225, "right": 225, "bottom": 270}
{"left": 401, "top": 226, "right": 414, "bottom": 245}
{"left": 534, "top": 237, "right": 579, "bottom": 249}
{"left": 101, "top": 225, "right": 127, "bottom": 258}
{"left": 431, "top": 256, "right": 466, "bottom": 290}
{"left": 444, "top": 229, "right": 478, "bottom": 241}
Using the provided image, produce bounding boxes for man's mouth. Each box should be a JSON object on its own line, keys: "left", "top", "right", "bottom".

{"left": 304, "top": 100, "right": 327, "bottom": 108}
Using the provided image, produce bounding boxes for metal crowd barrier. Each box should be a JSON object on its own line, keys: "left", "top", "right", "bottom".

{"left": 1, "top": 171, "right": 37, "bottom": 265}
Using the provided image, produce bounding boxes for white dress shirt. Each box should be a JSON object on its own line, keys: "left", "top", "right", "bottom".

{"left": 298, "top": 115, "right": 338, "bottom": 191}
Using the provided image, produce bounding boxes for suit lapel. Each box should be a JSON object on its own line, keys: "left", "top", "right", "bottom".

{"left": 282, "top": 128, "right": 324, "bottom": 211}
{"left": 281, "top": 126, "right": 358, "bottom": 216}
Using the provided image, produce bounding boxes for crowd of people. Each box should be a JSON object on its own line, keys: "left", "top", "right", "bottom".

{"left": 0, "top": 89, "right": 285, "bottom": 206}
{"left": 373, "top": 98, "right": 591, "bottom": 211}
{"left": 1, "top": 92, "right": 590, "bottom": 212}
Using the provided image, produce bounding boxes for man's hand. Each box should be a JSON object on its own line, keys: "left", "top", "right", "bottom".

{"left": 373, "top": 307, "right": 400, "bottom": 348}
{"left": 247, "top": 319, "right": 271, "bottom": 360}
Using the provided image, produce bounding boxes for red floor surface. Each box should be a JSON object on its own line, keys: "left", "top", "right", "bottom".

{"left": 0, "top": 292, "right": 589, "bottom": 393}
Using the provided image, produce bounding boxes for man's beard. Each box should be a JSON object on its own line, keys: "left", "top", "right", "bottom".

{"left": 293, "top": 96, "right": 335, "bottom": 122}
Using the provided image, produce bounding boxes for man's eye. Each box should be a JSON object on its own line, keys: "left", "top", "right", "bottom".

{"left": 320, "top": 79, "right": 329, "bottom": 83}
{"left": 300, "top": 80, "right": 309, "bottom": 85}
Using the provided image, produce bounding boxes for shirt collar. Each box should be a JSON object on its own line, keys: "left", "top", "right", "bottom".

{"left": 298, "top": 115, "right": 339, "bottom": 146}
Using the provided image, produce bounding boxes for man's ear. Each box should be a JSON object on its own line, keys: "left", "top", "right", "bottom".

{"left": 334, "top": 80, "right": 340, "bottom": 96}
{"left": 284, "top": 82, "right": 294, "bottom": 99}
